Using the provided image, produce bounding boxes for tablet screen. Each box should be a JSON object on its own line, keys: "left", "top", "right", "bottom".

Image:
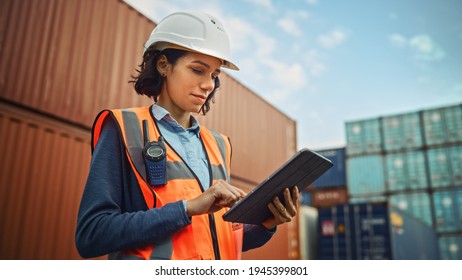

{"left": 222, "top": 149, "right": 333, "bottom": 224}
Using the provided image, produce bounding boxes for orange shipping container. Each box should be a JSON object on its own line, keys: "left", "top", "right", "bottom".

{"left": 312, "top": 187, "right": 349, "bottom": 208}
{"left": 0, "top": 102, "right": 93, "bottom": 259}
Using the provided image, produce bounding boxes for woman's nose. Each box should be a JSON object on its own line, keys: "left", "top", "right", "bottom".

{"left": 200, "top": 77, "right": 215, "bottom": 93}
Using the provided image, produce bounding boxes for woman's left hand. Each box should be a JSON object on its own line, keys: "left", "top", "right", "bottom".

{"left": 262, "top": 186, "right": 299, "bottom": 230}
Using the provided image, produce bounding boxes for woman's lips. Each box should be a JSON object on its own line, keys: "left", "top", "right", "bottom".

{"left": 191, "top": 93, "right": 206, "bottom": 102}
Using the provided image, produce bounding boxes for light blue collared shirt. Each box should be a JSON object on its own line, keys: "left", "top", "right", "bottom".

{"left": 151, "top": 104, "right": 210, "bottom": 191}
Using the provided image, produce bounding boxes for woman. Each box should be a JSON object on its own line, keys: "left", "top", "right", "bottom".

{"left": 75, "top": 11, "right": 299, "bottom": 260}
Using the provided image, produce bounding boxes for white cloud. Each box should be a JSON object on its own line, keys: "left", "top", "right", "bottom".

{"left": 389, "top": 33, "right": 446, "bottom": 62}
{"left": 317, "top": 29, "right": 348, "bottom": 48}
{"left": 264, "top": 60, "right": 307, "bottom": 91}
{"left": 409, "top": 35, "right": 445, "bottom": 62}
{"left": 306, "top": 0, "right": 318, "bottom": 6}
{"left": 224, "top": 16, "right": 278, "bottom": 58}
{"left": 245, "top": 59, "right": 307, "bottom": 104}
{"left": 247, "top": 0, "right": 275, "bottom": 11}
{"left": 277, "top": 17, "right": 302, "bottom": 37}
{"left": 389, "top": 33, "right": 407, "bottom": 48}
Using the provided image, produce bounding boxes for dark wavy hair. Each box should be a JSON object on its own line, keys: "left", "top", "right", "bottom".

{"left": 129, "top": 46, "right": 220, "bottom": 115}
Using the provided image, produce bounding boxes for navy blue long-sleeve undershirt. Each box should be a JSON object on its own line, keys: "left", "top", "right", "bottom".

{"left": 75, "top": 116, "right": 275, "bottom": 259}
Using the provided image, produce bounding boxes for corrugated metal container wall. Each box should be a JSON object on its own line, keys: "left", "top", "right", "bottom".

{"left": 0, "top": 0, "right": 154, "bottom": 124}
{"left": 389, "top": 192, "right": 432, "bottom": 225}
{"left": 382, "top": 112, "right": 423, "bottom": 152}
{"left": 313, "top": 148, "right": 346, "bottom": 188}
{"left": 347, "top": 155, "right": 385, "bottom": 196}
{"left": 349, "top": 195, "right": 387, "bottom": 203}
{"left": 385, "top": 151, "right": 428, "bottom": 191}
{"left": 423, "top": 105, "right": 462, "bottom": 146}
{"left": 438, "top": 235, "right": 462, "bottom": 260}
{"left": 345, "top": 118, "right": 382, "bottom": 156}
{"left": 427, "top": 146, "right": 462, "bottom": 188}
{"left": 0, "top": 103, "right": 93, "bottom": 260}
{"left": 432, "top": 189, "right": 462, "bottom": 233}
{"left": 317, "top": 202, "right": 438, "bottom": 260}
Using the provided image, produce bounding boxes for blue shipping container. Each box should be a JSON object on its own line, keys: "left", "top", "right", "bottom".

{"left": 349, "top": 196, "right": 387, "bottom": 204}
{"left": 301, "top": 190, "right": 312, "bottom": 206}
{"left": 314, "top": 148, "right": 346, "bottom": 188}
{"left": 382, "top": 112, "right": 423, "bottom": 152}
{"left": 385, "top": 151, "right": 428, "bottom": 191}
{"left": 346, "top": 118, "right": 382, "bottom": 156}
{"left": 389, "top": 192, "right": 433, "bottom": 225}
{"left": 433, "top": 189, "right": 462, "bottom": 233}
{"left": 423, "top": 104, "right": 462, "bottom": 146}
{"left": 347, "top": 155, "right": 385, "bottom": 196}
{"left": 438, "top": 235, "right": 462, "bottom": 260}
{"left": 317, "top": 202, "right": 438, "bottom": 260}
{"left": 427, "top": 146, "right": 462, "bottom": 188}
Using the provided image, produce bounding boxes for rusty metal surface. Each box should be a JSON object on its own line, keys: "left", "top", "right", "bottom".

{"left": 0, "top": 0, "right": 153, "bottom": 126}
{"left": 0, "top": 102, "right": 92, "bottom": 259}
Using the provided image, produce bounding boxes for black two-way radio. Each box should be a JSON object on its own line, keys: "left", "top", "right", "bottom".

{"left": 142, "top": 120, "right": 167, "bottom": 186}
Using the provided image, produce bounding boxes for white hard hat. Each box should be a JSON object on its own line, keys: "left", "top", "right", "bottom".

{"left": 144, "top": 11, "right": 239, "bottom": 71}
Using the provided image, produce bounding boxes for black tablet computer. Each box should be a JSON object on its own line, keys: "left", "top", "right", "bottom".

{"left": 222, "top": 148, "right": 333, "bottom": 224}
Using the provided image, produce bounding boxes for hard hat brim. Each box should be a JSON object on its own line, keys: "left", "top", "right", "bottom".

{"left": 147, "top": 42, "right": 239, "bottom": 71}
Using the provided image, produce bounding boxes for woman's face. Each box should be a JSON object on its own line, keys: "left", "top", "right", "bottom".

{"left": 158, "top": 51, "right": 222, "bottom": 117}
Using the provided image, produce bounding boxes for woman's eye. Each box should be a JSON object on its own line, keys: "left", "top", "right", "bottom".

{"left": 192, "top": 68, "right": 203, "bottom": 74}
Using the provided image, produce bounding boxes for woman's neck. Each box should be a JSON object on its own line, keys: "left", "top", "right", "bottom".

{"left": 155, "top": 101, "right": 191, "bottom": 128}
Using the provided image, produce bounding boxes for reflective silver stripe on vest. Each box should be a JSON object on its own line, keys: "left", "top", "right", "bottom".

{"left": 121, "top": 109, "right": 148, "bottom": 183}
{"left": 121, "top": 109, "right": 175, "bottom": 260}
{"left": 209, "top": 130, "right": 230, "bottom": 183}
{"left": 211, "top": 164, "right": 227, "bottom": 181}
{"left": 166, "top": 161, "right": 196, "bottom": 180}
{"left": 150, "top": 237, "right": 174, "bottom": 260}
{"left": 165, "top": 162, "right": 226, "bottom": 181}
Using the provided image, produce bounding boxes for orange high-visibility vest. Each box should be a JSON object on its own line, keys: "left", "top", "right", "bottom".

{"left": 92, "top": 106, "right": 243, "bottom": 260}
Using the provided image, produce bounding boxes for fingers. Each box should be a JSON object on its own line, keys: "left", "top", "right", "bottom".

{"left": 267, "top": 201, "right": 291, "bottom": 223}
{"left": 212, "top": 180, "right": 246, "bottom": 207}
{"left": 186, "top": 180, "right": 246, "bottom": 217}
{"left": 264, "top": 186, "right": 300, "bottom": 228}
{"left": 282, "top": 188, "right": 297, "bottom": 217}
{"left": 292, "top": 186, "right": 300, "bottom": 211}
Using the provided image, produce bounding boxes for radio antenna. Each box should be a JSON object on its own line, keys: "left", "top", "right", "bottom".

{"left": 142, "top": 120, "right": 149, "bottom": 145}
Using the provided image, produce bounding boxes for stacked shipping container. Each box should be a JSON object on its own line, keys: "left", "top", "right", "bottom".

{"left": 301, "top": 148, "right": 348, "bottom": 208}
{"left": 317, "top": 202, "right": 438, "bottom": 260}
{"left": 345, "top": 103, "right": 462, "bottom": 259}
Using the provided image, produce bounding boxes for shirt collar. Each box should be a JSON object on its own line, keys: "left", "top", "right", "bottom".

{"left": 151, "top": 104, "right": 201, "bottom": 135}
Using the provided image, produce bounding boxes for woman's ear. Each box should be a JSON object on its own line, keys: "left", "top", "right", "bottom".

{"left": 156, "top": 55, "right": 170, "bottom": 77}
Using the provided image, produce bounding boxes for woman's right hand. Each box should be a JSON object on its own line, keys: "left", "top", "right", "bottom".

{"left": 186, "top": 180, "right": 246, "bottom": 216}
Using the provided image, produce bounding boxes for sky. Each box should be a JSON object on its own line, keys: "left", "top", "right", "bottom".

{"left": 124, "top": 0, "right": 462, "bottom": 151}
